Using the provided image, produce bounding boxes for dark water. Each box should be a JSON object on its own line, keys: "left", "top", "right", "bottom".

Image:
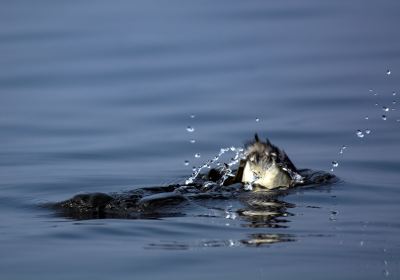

{"left": 1, "top": 1, "right": 400, "bottom": 279}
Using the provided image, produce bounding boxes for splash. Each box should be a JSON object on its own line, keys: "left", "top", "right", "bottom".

{"left": 339, "top": 145, "right": 347, "bottom": 154}
{"left": 332, "top": 69, "right": 398, "bottom": 172}
{"left": 330, "top": 161, "right": 339, "bottom": 172}
{"left": 185, "top": 146, "right": 245, "bottom": 185}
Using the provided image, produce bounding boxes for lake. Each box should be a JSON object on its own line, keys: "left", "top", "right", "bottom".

{"left": 1, "top": 0, "right": 399, "bottom": 279}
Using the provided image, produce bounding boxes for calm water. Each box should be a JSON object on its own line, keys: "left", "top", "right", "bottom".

{"left": 1, "top": 1, "right": 400, "bottom": 279}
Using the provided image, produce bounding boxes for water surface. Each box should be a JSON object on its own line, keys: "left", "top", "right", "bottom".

{"left": 1, "top": 1, "right": 400, "bottom": 279}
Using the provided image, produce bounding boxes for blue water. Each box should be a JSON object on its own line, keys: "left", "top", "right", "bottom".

{"left": 1, "top": 1, "right": 400, "bottom": 279}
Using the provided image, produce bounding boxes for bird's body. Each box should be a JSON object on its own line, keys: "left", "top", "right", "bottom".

{"left": 47, "top": 134, "right": 335, "bottom": 220}
{"left": 240, "top": 134, "right": 302, "bottom": 190}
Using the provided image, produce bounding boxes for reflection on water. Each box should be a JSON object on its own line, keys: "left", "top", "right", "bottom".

{"left": 238, "top": 199, "right": 294, "bottom": 229}
{"left": 143, "top": 190, "right": 299, "bottom": 249}
{"left": 48, "top": 167, "right": 337, "bottom": 252}
{"left": 146, "top": 233, "right": 296, "bottom": 250}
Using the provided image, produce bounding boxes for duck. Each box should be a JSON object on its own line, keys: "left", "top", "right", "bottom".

{"left": 48, "top": 134, "right": 336, "bottom": 220}
{"left": 235, "top": 134, "right": 303, "bottom": 190}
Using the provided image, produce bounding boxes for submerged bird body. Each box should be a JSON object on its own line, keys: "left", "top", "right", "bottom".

{"left": 48, "top": 134, "right": 335, "bottom": 220}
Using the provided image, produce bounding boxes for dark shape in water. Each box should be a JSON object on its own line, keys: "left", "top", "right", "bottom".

{"left": 46, "top": 136, "right": 337, "bottom": 224}
{"left": 47, "top": 168, "right": 335, "bottom": 227}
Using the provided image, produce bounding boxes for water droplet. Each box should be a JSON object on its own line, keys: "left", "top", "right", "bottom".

{"left": 332, "top": 161, "right": 339, "bottom": 168}
{"left": 184, "top": 160, "right": 189, "bottom": 166}
{"left": 194, "top": 153, "right": 201, "bottom": 158}
{"left": 186, "top": 126, "right": 195, "bottom": 132}
{"left": 339, "top": 145, "right": 347, "bottom": 154}
{"left": 383, "top": 106, "right": 389, "bottom": 112}
{"left": 382, "top": 115, "right": 387, "bottom": 120}
{"left": 393, "top": 100, "right": 397, "bottom": 105}
{"left": 189, "top": 139, "right": 196, "bottom": 143}
{"left": 365, "top": 129, "right": 371, "bottom": 134}
{"left": 375, "top": 103, "right": 378, "bottom": 106}
{"left": 386, "top": 69, "right": 391, "bottom": 75}
{"left": 190, "top": 114, "right": 195, "bottom": 119}
{"left": 192, "top": 166, "right": 196, "bottom": 172}
{"left": 393, "top": 91, "right": 397, "bottom": 96}
{"left": 255, "top": 118, "right": 260, "bottom": 122}
{"left": 356, "top": 130, "right": 365, "bottom": 138}
{"left": 230, "top": 146, "right": 236, "bottom": 151}
{"left": 365, "top": 116, "right": 369, "bottom": 120}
